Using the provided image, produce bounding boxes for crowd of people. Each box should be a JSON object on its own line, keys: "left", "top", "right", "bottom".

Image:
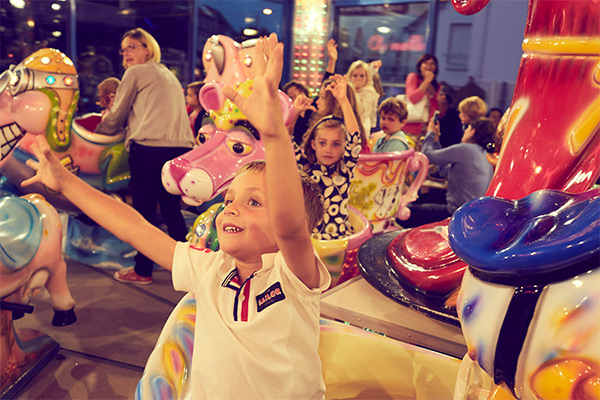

{"left": 53, "top": 26, "right": 511, "bottom": 399}
{"left": 92, "top": 29, "right": 507, "bottom": 282}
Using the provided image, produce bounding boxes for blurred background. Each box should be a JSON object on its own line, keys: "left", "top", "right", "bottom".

{"left": 0, "top": 0, "right": 526, "bottom": 116}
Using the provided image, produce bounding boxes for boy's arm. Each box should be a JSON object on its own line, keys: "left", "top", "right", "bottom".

{"left": 21, "top": 138, "right": 177, "bottom": 270}
{"left": 224, "top": 35, "right": 321, "bottom": 289}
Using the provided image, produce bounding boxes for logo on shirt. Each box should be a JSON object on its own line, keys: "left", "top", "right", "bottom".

{"left": 256, "top": 282, "right": 286, "bottom": 312}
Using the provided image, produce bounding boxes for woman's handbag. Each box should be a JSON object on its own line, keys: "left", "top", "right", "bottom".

{"left": 397, "top": 94, "right": 429, "bottom": 123}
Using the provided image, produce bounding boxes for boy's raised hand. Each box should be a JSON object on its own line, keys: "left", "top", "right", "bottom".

{"left": 21, "top": 136, "right": 67, "bottom": 192}
{"left": 223, "top": 34, "right": 285, "bottom": 138}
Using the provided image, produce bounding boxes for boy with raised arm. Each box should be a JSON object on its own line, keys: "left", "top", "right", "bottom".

{"left": 22, "top": 33, "right": 330, "bottom": 400}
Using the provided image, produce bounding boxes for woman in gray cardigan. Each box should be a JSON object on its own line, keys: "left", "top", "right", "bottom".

{"left": 96, "top": 27, "right": 194, "bottom": 285}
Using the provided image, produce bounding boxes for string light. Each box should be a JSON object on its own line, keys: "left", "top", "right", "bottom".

{"left": 291, "top": 0, "right": 329, "bottom": 95}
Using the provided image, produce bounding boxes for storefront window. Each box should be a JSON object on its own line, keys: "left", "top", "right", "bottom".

{"left": 0, "top": 0, "right": 289, "bottom": 116}
{"left": 334, "top": 2, "right": 429, "bottom": 97}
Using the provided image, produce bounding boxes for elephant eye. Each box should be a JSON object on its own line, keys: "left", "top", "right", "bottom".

{"left": 226, "top": 140, "right": 253, "bottom": 155}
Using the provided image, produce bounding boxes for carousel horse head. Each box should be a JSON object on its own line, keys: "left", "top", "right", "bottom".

{"left": 450, "top": 188, "right": 600, "bottom": 399}
{"left": 161, "top": 80, "right": 294, "bottom": 206}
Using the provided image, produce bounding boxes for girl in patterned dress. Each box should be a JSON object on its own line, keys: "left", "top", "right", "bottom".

{"left": 295, "top": 74, "right": 362, "bottom": 240}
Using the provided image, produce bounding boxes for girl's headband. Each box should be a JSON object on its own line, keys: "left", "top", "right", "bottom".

{"left": 313, "top": 115, "right": 345, "bottom": 131}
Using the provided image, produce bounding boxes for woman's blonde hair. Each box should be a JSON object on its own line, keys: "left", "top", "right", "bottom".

{"left": 121, "top": 27, "right": 161, "bottom": 68}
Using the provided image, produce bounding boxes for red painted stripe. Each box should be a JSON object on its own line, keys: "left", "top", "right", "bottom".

{"left": 241, "top": 280, "right": 251, "bottom": 322}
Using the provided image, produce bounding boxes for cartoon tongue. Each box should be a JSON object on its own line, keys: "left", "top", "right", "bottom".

{"left": 448, "top": 188, "right": 600, "bottom": 284}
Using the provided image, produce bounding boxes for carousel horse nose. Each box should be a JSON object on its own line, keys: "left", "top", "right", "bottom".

{"left": 162, "top": 157, "right": 189, "bottom": 195}
{"left": 168, "top": 156, "right": 190, "bottom": 183}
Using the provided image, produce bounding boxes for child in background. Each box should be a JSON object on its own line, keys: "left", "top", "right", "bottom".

{"left": 96, "top": 77, "right": 120, "bottom": 115}
{"left": 347, "top": 60, "right": 380, "bottom": 136}
{"left": 487, "top": 107, "right": 503, "bottom": 127}
{"left": 399, "top": 117, "right": 496, "bottom": 228}
{"left": 283, "top": 80, "right": 314, "bottom": 147}
{"left": 308, "top": 76, "right": 367, "bottom": 150}
{"left": 22, "top": 34, "right": 331, "bottom": 400}
{"left": 458, "top": 96, "right": 487, "bottom": 129}
{"left": 186, "top": 81, "right": 207, "bottom": 138}
{"left": 373, "top": 97, "right": 411, "bottom": 153}
{"left": 296, "top": 74, "right": 362, "bottom": 240}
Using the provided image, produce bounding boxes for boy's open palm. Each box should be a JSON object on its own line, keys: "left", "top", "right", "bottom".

{"left": 21, "top": 136, "right": 65, "bottom": 192}
{"left": 223, "top": 34, "right": 285, "bottom": 137}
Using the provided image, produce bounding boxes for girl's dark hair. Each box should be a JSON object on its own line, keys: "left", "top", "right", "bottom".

{"left": 282, "top": 80, "right": 310, "bottom": 97}
{"left": 469, "top": 118, "right": 497, "bottom": 153}
{"left": 415, "top": 53, "right": 440, "bottom": 91}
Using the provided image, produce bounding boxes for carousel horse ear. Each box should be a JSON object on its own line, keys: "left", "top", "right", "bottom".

{"left": 199, "top": 82, "right": 225, "bottom": 113}
{"left": 278, "top": 90, "right": 295, "bottom": 127}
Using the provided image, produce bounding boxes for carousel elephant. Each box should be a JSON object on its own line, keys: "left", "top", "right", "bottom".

{"left": 0, "top": 48, "right": 130, "bottom": 212}
{"left": 0, "top": 193, "right": 76, "bottom": 326}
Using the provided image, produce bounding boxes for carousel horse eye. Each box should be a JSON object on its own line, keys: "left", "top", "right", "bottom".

{"left": 226, "top": 139, "right": 253, "bottom": 155}
{"left": 197, "top": 133, "right": 206, "bottom": 144}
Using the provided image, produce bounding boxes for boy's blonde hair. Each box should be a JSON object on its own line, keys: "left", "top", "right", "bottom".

{"left": 378, "top": 97, "right": 408, "bottom": 122}
{"left": 458, "top": 96, "right": 488, "bottom": 121}
{"left": 237, "top": 161, "right": 324, "bottom": 231}
{"left": 121, "top": 27, "right": 161, "bottom": 68}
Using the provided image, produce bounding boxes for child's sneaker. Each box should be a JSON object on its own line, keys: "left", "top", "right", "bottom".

{"left": 114, "top": 267, "right": 152, "bottom": 285}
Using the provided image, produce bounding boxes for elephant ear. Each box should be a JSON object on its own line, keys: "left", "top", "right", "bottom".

{"left": 199, "top": 81, "right": 226, "bottom": 113}
{"left": 0, "top": 196, "right": 42, "bottom": 270}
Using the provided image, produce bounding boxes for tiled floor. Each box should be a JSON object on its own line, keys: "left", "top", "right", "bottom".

{"left": 10, "top": 260, "right": 185, "bottom": 400}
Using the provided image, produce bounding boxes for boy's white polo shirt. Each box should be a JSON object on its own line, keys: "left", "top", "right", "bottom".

{"left": 172, "top": 241, "right": 331, "bottom": 400}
